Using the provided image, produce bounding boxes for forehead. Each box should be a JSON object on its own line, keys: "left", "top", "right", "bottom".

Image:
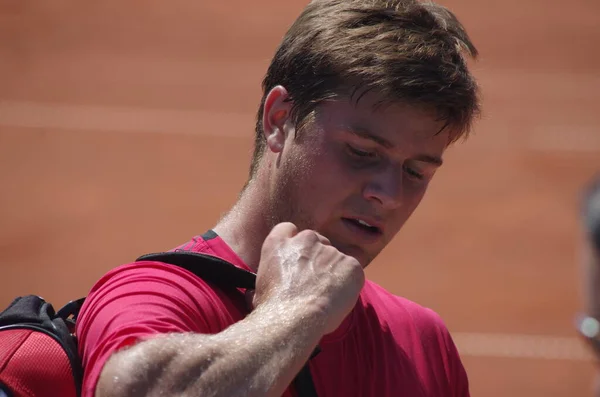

{"left": 312, "top": 93, "right": 451, "bottom": 146}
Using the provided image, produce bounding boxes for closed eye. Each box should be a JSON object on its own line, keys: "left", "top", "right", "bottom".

{"left": 404, "top": 164, "right": 424, "bottom": 180}
{"left": 347, "top": 144, "right": 377, "bottom": 159}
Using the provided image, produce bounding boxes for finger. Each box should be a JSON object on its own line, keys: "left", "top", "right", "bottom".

{"left": 296, "top": 229, "right": 331, "bottom": 246}
{"left": 270, "top": 222, "right": 299, "bottom": 238}
{"left": 313, "top": 231, "right": 331, "bottom": 246}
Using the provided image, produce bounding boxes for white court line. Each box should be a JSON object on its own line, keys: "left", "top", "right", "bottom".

{"left": 0, "top": 100, "right": 253, "bottom": 137}
{"left": 452, "top": 332, "right": 593, "bottom": 361}
{"left": 1, "top": 100, "right": 598, "bottom": 153}
{"left": 528, "top": 127, "right": 600, "bottom": 153}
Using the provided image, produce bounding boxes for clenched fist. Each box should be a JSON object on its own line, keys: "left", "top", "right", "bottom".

{"left": 251, "top": 222, "right": 365, "bottom": 335}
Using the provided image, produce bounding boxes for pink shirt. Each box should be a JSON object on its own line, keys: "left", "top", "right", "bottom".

{"left": 76, "top": 231, "right": 469, "bottom": 396}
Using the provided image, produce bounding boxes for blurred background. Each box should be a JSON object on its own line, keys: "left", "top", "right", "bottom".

{"left": 1, "top": 0, "right": 599, "bottom": 395}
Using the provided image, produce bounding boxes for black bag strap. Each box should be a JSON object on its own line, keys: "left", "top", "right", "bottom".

{"left": 136, "top": 251, "right": 257, "bottom": 289}
{"left": 135, "top": 251, "right": 320, "bottom": 397}
{"left": 56, "top": 251, "right": 257, "bottom": 323}
{"left": 292, "top": 364, "right": 320, "bottom": 397}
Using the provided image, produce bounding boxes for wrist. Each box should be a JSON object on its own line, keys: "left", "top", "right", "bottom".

{"left": 251, "top": 296, "right": 329, "bottom": 339}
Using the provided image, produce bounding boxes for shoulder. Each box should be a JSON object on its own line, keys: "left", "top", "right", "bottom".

{"left": 86, "top": 260, "right": 216, "bottom": 296}
{"left": 79, "top": 260, "right": 246, "bottom": 332}
{"left": 76, "top": 259, "right": 247, "bottom": 366}
{"left": 76, "top": 260, "right": 248, "bottom": 397}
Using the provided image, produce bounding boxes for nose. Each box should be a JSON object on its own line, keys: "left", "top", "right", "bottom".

{"left": 362, "top": 167, "right": 403, "bottom": 209}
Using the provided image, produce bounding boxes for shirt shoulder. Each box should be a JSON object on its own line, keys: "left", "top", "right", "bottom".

{"left": 76, "top": 233, "right": 249, "bottom": 397}
{"left": 359, "top": 280, "right": 470, "bottom": 396}
{"left": 360, "top": 279, "right": 451, "bottom": 334}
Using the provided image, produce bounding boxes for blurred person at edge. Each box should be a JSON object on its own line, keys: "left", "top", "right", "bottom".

{"left": 75, "top": 1, "right": 482, "bottom": 396}
{"left": 577, "top": 175, "right": 600, "bottom": 395}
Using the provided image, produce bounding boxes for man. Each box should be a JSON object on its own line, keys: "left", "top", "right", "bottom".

{"left": 577, "top": 175, "right": 600, "bottom": 395}
{"left": 76, "top": 0, "right": 481, "bottom": 396}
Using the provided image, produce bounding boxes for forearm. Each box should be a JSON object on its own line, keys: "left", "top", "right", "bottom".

{"left": 97, "top": 300, "right": 326, "bottom": 397}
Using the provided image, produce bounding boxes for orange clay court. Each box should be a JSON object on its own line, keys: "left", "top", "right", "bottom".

{"left": 0, "top": 1, "right": 599, "bottom": 396}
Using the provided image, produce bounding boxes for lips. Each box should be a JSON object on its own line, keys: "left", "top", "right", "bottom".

{"left": 341, "top": 217, "right": 383, "bottom": 243}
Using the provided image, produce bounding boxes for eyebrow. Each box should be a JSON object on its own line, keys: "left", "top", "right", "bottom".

{"left": 413, "top": 154, "right": 444, "bottom": 167}
{"left": 348, "top": 126, "right": 394, "bottom": 148}
{"left": 346, "top": 126, "right": 444, "bottom": 167}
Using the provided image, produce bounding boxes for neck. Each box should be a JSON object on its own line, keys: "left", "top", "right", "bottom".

{"left": 212, "top": 179, "right": 271, "bottom": 272}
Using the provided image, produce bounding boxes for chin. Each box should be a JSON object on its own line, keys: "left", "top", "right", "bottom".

{"left": 336, "top": 244, "right": 374, "bottom": 268}
{"left": 321, "top": 230, "right": 378, "bottom": 268}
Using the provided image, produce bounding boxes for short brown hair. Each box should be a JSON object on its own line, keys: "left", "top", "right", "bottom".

{"left": 249, "top": 0, "right": 481, "bottom": 179}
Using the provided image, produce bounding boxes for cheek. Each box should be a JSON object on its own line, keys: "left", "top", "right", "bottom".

{"left": 409, "top": 184, "right": 428, "bottom": 206}
{"left": 304, "top": 149, "right": 359, "bottom": 191}
{"left": 403, "top": 176, "right": 430, "bottom": 202}
{"left": 298, "top": 159, "right": 359, "bottom": 214}
{"left": 387, "top": 184, "right": 428, "bottom": 227}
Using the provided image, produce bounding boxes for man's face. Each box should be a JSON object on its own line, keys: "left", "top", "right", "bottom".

{"left": 261, "top": 87, "right": 450, "bottom": 267}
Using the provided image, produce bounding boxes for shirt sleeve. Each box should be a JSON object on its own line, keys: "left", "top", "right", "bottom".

{"left": 405, "top": 300, "right": 471, "bottom": 397}
{"left": 75, "top": 261, "right": 245, "bottom": 397}
{"left": 442, "top": 328, "right": 470, "bottom": 397}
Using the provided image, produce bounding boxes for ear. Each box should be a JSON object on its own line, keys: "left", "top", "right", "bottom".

{"left": 262, "top": 85, "right": 292, "bottom": 154}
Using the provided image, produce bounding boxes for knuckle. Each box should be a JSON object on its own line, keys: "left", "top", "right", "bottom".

{"left": 296, "top": 229, "right": 319, "bottom": 242}
{"left": 344, "top": 256, "right": 364, "bottom": 277}
{"left": 315, "top": 232, "right": 330, "bottom": 244}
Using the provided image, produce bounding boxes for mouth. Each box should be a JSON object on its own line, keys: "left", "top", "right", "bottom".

{"left": 341, "top": 217, "right": 383, "bottom": 240}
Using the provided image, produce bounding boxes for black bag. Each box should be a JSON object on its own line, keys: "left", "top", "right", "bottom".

{"left": 0, "top": 251, "right": 318, "bottom": 397}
